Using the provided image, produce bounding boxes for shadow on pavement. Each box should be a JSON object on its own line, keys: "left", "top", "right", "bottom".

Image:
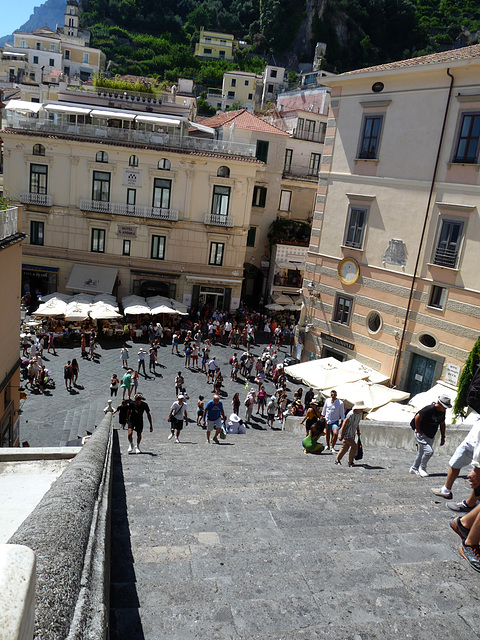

{"left": 110, "top": 430, "right": 145, "bottom": 640}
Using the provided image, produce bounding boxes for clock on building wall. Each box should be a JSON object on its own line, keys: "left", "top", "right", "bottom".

{"left": 337, "top": 257, "right": 360, "bottom": 285}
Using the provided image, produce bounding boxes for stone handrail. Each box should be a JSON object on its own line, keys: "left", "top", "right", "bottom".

{"left": 8, "top": 414, "right": 113, "bottom": 640}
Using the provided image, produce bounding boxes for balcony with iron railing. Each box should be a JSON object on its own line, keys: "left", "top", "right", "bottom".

{"left": 4, "top": 114, "right": 257, "bottom": 158}
{"left": 204, "top": 213, "right": 234, "bottom": 227}
{"left": 282, "top": 167, "right": 319, "bottom": 182}
{"left": 433, "top": 246, "right": 458, "bottom": 269}
{"left": 80, "top": 199, "right": 179, "bottom": 221}
{"left": 20, "top": 192, "right": 53, "bottom": 206}
{"left": 0, "top": 206, "right": 19, "bottom": 242}
{"left": 292, "top": 127, "right": 326, "bottom": 144}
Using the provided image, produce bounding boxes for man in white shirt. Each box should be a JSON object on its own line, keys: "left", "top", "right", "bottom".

{"left": 207, "top": 357, "right": 218, "bottom": 383}
{"left": 321, "top": 389, "right": 345, "bottom": 451}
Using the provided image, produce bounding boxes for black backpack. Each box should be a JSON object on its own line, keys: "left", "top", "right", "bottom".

{"left": 467, "top": 365, "right": 480, "bottom": 414}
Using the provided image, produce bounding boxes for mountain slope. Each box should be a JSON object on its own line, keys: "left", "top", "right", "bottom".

{"left": 0, "top": 0, "right": 66, "bottom": 46}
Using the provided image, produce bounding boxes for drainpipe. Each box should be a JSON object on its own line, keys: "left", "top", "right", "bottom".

{"left": 390, "top": 68, "right": 455, "bottom": 386}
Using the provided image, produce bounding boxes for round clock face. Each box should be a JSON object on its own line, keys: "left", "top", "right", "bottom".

{"left": 338, "top": 258, "right": 360, "bottom": 285}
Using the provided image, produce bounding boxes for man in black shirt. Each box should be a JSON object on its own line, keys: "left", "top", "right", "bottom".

{"left": 409, "top": 393, "right": 451, "bottom": 477}
{"left": 127, "top": 393, "right": 153, "bottom": 454}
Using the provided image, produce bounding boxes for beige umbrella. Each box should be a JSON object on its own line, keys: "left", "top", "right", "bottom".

{"left": 324, "top": 379, "right": 410, "bottom": 411}
{"left": 284, "top": 360, "right": 365, "bottom": 389}
{"left": 64, "top": 301, "right": 92, "bottom": 321}
{"left": 89, "top": 302, "right": 122, "bottom": 320}
{"left": 34, "top": 297, "right": 68, "bottom": 317}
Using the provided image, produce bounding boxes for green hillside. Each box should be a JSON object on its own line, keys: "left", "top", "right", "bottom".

{"left": 79, "top": 0, "right": 480, "bottom": 79}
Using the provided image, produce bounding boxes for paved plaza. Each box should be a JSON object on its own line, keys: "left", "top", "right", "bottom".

{"left": 19, "top": 336, "right": 480, "bottom": 639}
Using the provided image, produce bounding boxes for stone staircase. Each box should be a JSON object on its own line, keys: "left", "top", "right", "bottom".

{"left": 60, "top": 398, "right": 107, "bottom": 445}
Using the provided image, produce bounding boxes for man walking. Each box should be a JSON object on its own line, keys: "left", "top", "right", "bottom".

{"left": 126, "top": 393, "right": 153, "bottom": 454}
{"left": 207, "top": 356, "right": 218, "bottom": 384}
{"left": 203, "top": 394, "right": 226, "bottom": 444}
{"left": 167, "top": 394, "right": 188, "bottom": 443}
{"left": 322, "top": 390, "right": 345, "bottom": 451}
{"left": 137, "top": 348, "right": 147, "bottom": 376}
{"left": 409, "top": 394, "right": 450, "bottom": 477}
{"left": 335, "top": 401, "right": 365, "bottom": 467}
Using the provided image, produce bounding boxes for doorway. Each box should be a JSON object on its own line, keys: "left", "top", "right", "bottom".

{"left": 406, "top": 353, "right": 437, "bottom": 396}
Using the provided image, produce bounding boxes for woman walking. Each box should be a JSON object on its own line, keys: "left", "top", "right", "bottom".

{"left": 121, "top": 369, "right": 133, "bottom": 400}
{"left": 71, "top": 358, "right": 79, "bottom": 385}
{"left": 120, "top": 346, "right": 129, "bottom": 369}
{"left": 232, "top": 392, "right": 240, "bottom": 416}
{"left": 110, "top": 373, "right": 119, "bottom": 397}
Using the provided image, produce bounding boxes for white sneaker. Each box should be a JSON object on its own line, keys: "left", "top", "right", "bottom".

{"left": 135, "top": 446, "right": 141, "bottom": 454}
{"left": 175, "top": 438, "right": 180, "bottom": 444}
{"left": 127, "top": 444, "right": 133, "bottom": 453}
{"left": 168, "top": 432, "right": 174, "bottom": 440}
{"left": 418, "top": 468, "right": 429, "bottom": 477}
{"left": 409, "top": 467, "right": 419, "bottom": 475}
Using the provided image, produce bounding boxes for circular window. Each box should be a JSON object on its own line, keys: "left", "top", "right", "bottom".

{"left": 419, "top": 333, "right": 437, "bottom": 349}
{"left": 366, "top": 310, "right": 382, "bottom": 334}
{"left": 372, "top": 82, "right": 384, "bottom": 93}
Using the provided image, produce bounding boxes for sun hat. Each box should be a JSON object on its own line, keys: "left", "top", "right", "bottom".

{"left": 177, "top": 394, "right": 185, "bottom": 400}
{"left": 352, "top": 400, "right": 367, "bottom": 410}
{"left": 438, "top": 394, "right": 452, "bottom": 409}
{"left": 229, "top": 413, "right": 241, "bottom": 422}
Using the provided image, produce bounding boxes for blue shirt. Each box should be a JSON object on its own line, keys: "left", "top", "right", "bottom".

{"left": 205, "top": 399, "right": 223, "bottom": 421}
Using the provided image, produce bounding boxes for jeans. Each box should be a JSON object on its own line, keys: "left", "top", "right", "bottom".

{"left": 412, "top": 432, "right": 434, "bottom": 471}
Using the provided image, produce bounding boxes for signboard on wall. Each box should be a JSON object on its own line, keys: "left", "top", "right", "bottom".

{"left": 122, "top": 168, "right": 141, "bottom": 187}
{"left": 117, "top": 225, "right": 138, "bottom": 238}
{"left": 230, "top": 297, "right": 240, "bottom": 310}
{"left": 182, "top": 294, "right": 192, "bottom": 307}
{"left": 444, "top": 363, "right": 460, "bottom": 387}
{"left": 321, "top": 332, "right": 354, "bottom": 351}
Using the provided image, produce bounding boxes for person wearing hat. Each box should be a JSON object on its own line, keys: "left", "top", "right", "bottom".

{"left": 335, "top": 401, "right": 366, "bottom": 467}
{"left": 228, "top": 413, "right": 246, "bottom": 434}
{"left": 409, "top": 394, "right": 451, "bottom": 477}
{"left": 167, "top": 394, "right": 188, "bottom": 444}
{"left": 126, "top": 393, "right": 153, "bottom": 454}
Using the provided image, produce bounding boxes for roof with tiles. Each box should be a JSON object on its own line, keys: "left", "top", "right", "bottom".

{"left": 198, "top": 109, "right": 290, "bottom": 135}
{"left": 341, "top": 44, "right": 480, "bottom": 76}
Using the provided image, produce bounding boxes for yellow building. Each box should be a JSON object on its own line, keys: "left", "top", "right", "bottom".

{"left": 221, "top": 71, "right": 261, "bottom": 112}
{"left": 2, "top": 101, "right": 261, "bottom": 311}
{"left": 0, "top": 205, "right": 24, "bottom": 447}
{"left": 304, "top": 45, "right": 480, "bottom": 395}
{"left": 194, "top": 28, "right": 235, "bottom": 61}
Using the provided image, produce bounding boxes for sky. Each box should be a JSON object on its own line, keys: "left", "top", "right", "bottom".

{"left": 2, "top": 1, "right": 40, "bottom": 36}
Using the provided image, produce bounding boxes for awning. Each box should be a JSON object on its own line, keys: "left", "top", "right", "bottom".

{"left": 188, "top": 121, "right": 215, "bottom": 135}
{"left": 66, "top": 264, "right": 118, "bottom": 294}
{"left": 5, "top": 99, "right": 43, "bottom": 113}
{"left": 44, "top": 103, "right": 92, "bottom": 115}
{"left": 90, "top": 109, "right": 136, "bottom": 120}
{"left": 185, "top": 276, "right": 243, "bottom": 285}
{"left": 2, "top": 52, "right": 27, "bottom": 57}
{"left": 276, "top": 261, "right": 304, "bottom": 269}
{"left": 135, "top": 114, "right": 181, "bottom": 126}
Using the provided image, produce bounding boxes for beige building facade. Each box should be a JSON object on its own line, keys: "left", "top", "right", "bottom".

{"left": 0, "top": 206, "right": 24, "bottom": 447}
{"left": 304, "top": 45, "right": 480, "bottom": 395}
{"left": 2, "top": 102, "right": 261, "bottom": 311}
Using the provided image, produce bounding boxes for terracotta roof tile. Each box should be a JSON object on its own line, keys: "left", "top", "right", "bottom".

{"left": 198, "top": 109, "right": 290, "bottom": 135}
{"left": 341, "top": 44, "right": 480, "bottom": 76}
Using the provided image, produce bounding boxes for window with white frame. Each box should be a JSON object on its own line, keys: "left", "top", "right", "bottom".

{"left": 209, "top": 242, "right": 224, "bottom": 265}
{"left": 279, "top": 190, "right": 291, "bottom": 211}
{"left": 427, "top": 285, "right": 448, "bottom": 310}
{"left": 344, "top": 206, "right": 368, "bottom": 249}
{"left": 151, "top": 235, "right": 166, "bottom": 260}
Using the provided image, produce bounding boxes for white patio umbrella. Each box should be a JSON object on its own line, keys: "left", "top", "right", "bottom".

{"left": 168, "top": 298, "right": 189, "bottom": 315}
{"left": 34, "top": 297, "right": 68, "bottom": 317}
{"left": 40, "top": 292, "right": 70, "bottom": 303}
{"left": 122, "top": 295, "right": 151, "bottom": 316}
{"left": 284, "top": 358, "right": 365, "bottom": 389}
{"left": 64, "top": 301, "right": 92, "bottom": 321}
{"left": 265, "top": 303, "right": 284, "bottom": 311}
{"left": 89, "top": 302, "right": 122, "bottom": 320}
{"left": 70, "top": 293, "right": 95, "bottom": 303}
{"left": 324, "top": 379, "right": 410, "bottom": 411}
{"left": 335, "top": 359, "right": 390, "bottom": 385}
{"left": 273, "top": 294, "right": 295, "bottom": 305}
{"left": 147, "top": 296, "right": 179, "bottom": 315}
{"left": 93, "top": 293, "right": 118, "bottom": 309}
{"left": 365, "top": 402, "right": 417, "bottom": 422}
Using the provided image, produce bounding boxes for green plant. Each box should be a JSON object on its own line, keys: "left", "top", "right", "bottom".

{"left": 453, "top": 335, "right": 480, "bottom": 419}
{"left": 267, "top": 219, "right": 311, "bottom": 245}
{"left": 0, "top": 193, "right": 13, "bottom": 210}
{"left": 93, "top": 72, "right": 156, "bottom": 93}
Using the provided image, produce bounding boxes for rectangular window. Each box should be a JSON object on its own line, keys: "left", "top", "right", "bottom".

{"left": 91, "top": 228, "right": 105, "bottom": 253}
{"left": 308, "top": 152, "right": 321, "bottom": 176}
{"left": 270, "top": 69, "right": 277, "bottom": 78}
{"left": 127, "top": 188, "right": 136, "bottom": 206}
{"left": 83, "top": 53, "right": 89, "bottom": 63}
{"left": 256, "top": 140, "right": 269, "bottom": 163}
{"left": 245, "top": 80, "right": 249, "bottom": 86}
{"left": 64, "top": 66, "right": 70, "bottom": 75}
{"left": 248, "top": 93, "right": 253, "bottom": 100}
{"left": 453, "top": 113, "right": 480, "bottom": 163}
{"left": 49, "top": 58, "right": 54, "bottom": 66}
{"left": 65, "top": 49, "right": 70, "bottom": 60}
{"left": 203, "top": 48, "right": 212, "bottom": 54}
{"left": 246, "top": 227, "right": 256, "bottom": 247}
{"left": 284, "top": 148, "right": 293, "bottom": 172}
{"left": 30, "top": 164, "right": 48, "bottom": 194}
{"left": 92, "top": 171, "right": 110, "bottom": 202}
{"left": 219, "top": 50, "right": 225, "bottom": 58}
{"left": 211, "top": 185, "right": 230, "bottom": 216}
{"left": 33, "top": 55, "right": 39, "bottom": 64}
{"left": 152, "top": 178, "right": 171, "bottom": 209}
{"left": 50, "top": 44, "right": 57, "bottom": 51}
{"left": 428, "top": 285, "right": 447, "bottom": 310}
{"left": 123, "top": 239, "right": 131, "bottom": 256}
{"left": 252, "top": 186, "right": 267, "bottom": 207}
{"left": 30, "top": 220, "right": 44, "bottom": 246}
{"left": 36, "top": 42, "right": 41, "bottom": 50}
{"left": 333, "top": 295, "right": 353, "bottom": 325}
{"left": 268, "top": 84, "right": 274, "bottom": 93}
{"left": 358, "top": 115, "right": 383, "bottom": 159}
{"left": 305, "top": 119, "right": 316, "bottom": 139}
{"left": 227, "top": 91, "right": 235, "bottom": 99}
{"left": 433, "top": 219, "right": 464, "bottom": 268}
{"left": 231, "top": 78, "right": 236, "bottom": 87}
{"left": 151, "top": 235, "right": 166, "bottom": 260}
{"left": 279, "top": 190, "right": 291, "bottom": 211}
{"left": 344, "top": 207, "right": 368, "bottom": 249}
{"left": 209, "top": 242, "right": 224, "bottom": 266}
{"left": 20, "top": 40, "right": 26, "bottom": 48}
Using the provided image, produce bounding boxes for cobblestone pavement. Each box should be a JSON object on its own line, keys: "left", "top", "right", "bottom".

{"left": 20, "top": 337, "right": 480, "bottom": 639}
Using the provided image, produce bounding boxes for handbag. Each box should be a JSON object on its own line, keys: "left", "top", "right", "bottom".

{"left": 355, "top": 437, "right": 364, "bottom": 461}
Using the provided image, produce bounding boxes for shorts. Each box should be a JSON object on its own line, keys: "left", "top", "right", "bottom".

{"left": 326, "top": 420, "right": 340, "bottom": 431}
{"left": 128, "top": 423, "right": 143, "bottom": 433}
{"left": 267, "top": 413, "right": 275, "bottom": 420}
{"left": 206, "top": 418, "right": 222, "bottom": 432}
{"left": 170, "top": 417, "right": 184, "bottom": 431}
{"left": 449, "top": 443, "right": 474, "bottom": 469}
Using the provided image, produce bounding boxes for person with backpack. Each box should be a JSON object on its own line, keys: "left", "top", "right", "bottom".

{"left": 409, "top": 394, "right": 451, "bottom": 477}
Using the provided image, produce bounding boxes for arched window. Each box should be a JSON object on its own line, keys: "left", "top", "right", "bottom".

{"left": 96, "top": 151, "right": 108, "bottom": 163}
{"left": 217, "top": 165, "right": 230, "bottom": 177}
{"left": 129, "top": 154, "right": 138, "bottom": 167}
{"left": 157, "top": 158, "right": 171, "bottom": 170}
{"left": 33, "top": 144, "right": 45, "bottom": 156}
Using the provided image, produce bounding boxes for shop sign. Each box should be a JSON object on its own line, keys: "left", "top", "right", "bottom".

{"left": 444, "top": 363, "right": 460, "bottom": 387}
{"left": 321, "top": 332, "right": 354, "bottom": 351}
{"left": 122, "top": 168, "right": 141, "bottom": 187}
{"left": 117, "top": 224, "right": 138, "bottom": 238}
